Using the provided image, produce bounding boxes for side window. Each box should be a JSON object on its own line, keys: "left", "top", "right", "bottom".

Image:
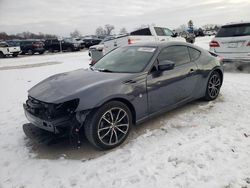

{"left": 162, "top": 28, "right": 174, "bottom": 36}
{"left": 158, "top": 46, "right": 190, "bottom": 66}
{"left": 0, "top": 43, "right": 8, "bottom": 47}
{"left": 52, "top": 39, "right": 59, "bottom": 44}
{"left": 188, "top": 47, "right": 201, "bottom": 61}
{"left": 130, "top": 28, "right": 152, "bottom": 36}
{"left": 154, "top": 27, "right": 165, "bottom": 36}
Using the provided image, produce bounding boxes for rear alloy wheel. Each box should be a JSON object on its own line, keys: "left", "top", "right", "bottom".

{"left": 205, "top": 71, "right": 222, "bottom": 100}
{"left": 84, "top": 101, "right": 132, "bottom": 150}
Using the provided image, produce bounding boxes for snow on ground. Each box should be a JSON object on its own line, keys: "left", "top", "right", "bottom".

{"left": 1, "top": 37, "right": 250, "bottom": 188}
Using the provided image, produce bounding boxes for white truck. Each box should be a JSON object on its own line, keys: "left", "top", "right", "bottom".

{"left": 0, "top": 41, "right": 21, "bottom": 58}
{"left": 102, "top": 26, "right": 185, "bottom": 55}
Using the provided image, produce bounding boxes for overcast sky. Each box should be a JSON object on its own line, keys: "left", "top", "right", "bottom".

{"left": 0, "top": 0, "right": 249, "bottom": 37}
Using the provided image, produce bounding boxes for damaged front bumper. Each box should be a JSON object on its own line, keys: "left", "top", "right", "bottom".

{"left": 23, "top": 103, "right": 73, "bottom": 134}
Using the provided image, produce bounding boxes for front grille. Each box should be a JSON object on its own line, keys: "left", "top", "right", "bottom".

{"left": 26, "top": 96, "right": 78, "bottom": 120}
{"left": 26, "top": 96, "right": 52, "bottom": 120}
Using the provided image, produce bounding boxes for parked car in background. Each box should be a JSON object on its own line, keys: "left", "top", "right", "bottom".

{"left": 64, "top": 38, "right": 82, "bottom": 49}
{"left": 20, "top": 40, "right": 45, "bottom": 55}
{"left": 82, "top": 38, "right": 102, "bottom": 48}
{"left": 0, "top": 41, "right": 20, "bottom": 58}
{"left": 209, "top": 22, "right": 250, "bottom": 63}
{"left": 23, "top": 42, "right": 223, "bottom": 150}
{"left": 88, "top": 36, "right": 116, "bottom": 64}
{"left": 102, "top": 25, "right": 185, "bottom": 55}
{"left": 74, "top": 38, "right": 86, "bottom": 49}
{"left": 44, "top": 39, "right": 81, "bottom": 52}
{"left": 204, "top": 30, "right": 217, "bottom": 36}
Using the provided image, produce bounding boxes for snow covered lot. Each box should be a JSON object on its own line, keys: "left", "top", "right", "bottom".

{"left": 0, "top": 37, "right": 250, "bottom": 188}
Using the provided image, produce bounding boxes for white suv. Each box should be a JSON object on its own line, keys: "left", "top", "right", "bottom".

{"left": 209, "top": 22, "right": 250, "bottom": 63}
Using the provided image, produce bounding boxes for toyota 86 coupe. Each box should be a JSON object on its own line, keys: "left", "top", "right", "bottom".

{"left": 23, "top": 42, "right": 223, "bottom": 150}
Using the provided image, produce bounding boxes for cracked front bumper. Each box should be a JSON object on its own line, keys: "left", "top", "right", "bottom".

{"left": 23, "top": 104, "right": 72, "bottom": 134}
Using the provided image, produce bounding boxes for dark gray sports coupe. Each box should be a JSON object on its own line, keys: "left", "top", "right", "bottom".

{"left": 23, "top": 42, "right": 223, "bottom": 149}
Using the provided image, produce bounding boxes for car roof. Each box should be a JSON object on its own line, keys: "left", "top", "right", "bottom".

{"left": 129, "top": 41, "right": 203, "bottom": 51}
{"left": 223, "top": 21, "right": 250, "bottom": 27}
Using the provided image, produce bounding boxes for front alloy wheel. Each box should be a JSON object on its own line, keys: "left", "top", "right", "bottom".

{"left": 84, "top": 101, "right": 132, "bottom": 150}
{"left": 98, "top": 108, "right": 129, "bottom": 146}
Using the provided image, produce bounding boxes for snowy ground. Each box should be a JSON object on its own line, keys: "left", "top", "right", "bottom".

{"left": 1, "top": 37, "right": 250, "bottom": 188}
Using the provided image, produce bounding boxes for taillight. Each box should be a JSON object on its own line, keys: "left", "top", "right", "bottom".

{"left": 128, "top": 38, "right": 135, "bottom": 45}
{"left": 247, "top": 41, "right": 250, "bottom": 46}
{"left": 89, "top": 60, "right": 96, "bottom": 66}
{"left": 209, "top": 40, "right": 220, "bottom": 48}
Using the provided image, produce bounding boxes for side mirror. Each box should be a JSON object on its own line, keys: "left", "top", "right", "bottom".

{"left": 172, "top": 32, "right": 178, "bottom": 38}
{"left": 158, "top": 60, "right": 175, "bottom": 71}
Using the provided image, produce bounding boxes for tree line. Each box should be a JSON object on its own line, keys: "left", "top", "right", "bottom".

{"left": 0, "top": 31, "right": 57, "bottom": 40}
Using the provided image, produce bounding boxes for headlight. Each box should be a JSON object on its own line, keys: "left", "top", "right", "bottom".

{"left": 46, "top": 99, "right": 79, "bottom": 119}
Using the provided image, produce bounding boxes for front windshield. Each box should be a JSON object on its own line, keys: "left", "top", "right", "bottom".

{"left": 93, "top": 46, "right": 156, "bottom": 73}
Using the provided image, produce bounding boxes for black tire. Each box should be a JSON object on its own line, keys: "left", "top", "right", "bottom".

{"left": 48, "top": 48, "right": 54, "bottom": 53}
{"left": 0, "top": 52, "right": 5, "bottom": 58}
{"left": 204, "top": 71, "right": 222, "bottom": 101}
{"left": 28, "top": 49, "right": 34, "bottom": 55}
{"left": 39, "top": 51, "right": 44, "bottom": 55}
{"left": 67, "top": 47, "right": 73, "bottom": 52}
{"left": 84, "top": 101, "right": 132, "bottom": 150}
{"left": 12, "top": 53, "right": 18, "bottom": 57}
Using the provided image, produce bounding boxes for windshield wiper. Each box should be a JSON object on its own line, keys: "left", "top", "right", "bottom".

{"left": 97, "top": 68, "right": 114, "bottom": 73}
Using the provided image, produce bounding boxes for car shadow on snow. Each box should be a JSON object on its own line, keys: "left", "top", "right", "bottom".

{"left": 23, "top": 95, "right": 225, "bottom": 161}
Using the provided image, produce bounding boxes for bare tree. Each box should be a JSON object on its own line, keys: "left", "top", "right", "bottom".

{"left": 104, "top": 24, "right": 115, "bottom": 35}
{"left": 96, "top": 26, "right": 105, "bottom": 36}
{"left": 119, "top": 27, "right": 128, "bottom": 34}
{"left": 70, "top": 30, "right": 81, "bottom": 38}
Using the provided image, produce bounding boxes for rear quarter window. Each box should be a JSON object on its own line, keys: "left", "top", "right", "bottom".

{"left": 130, "top": 28, "right": 152, "bottom": 36}
{"left": 188, "top": 47, "right": 201, "bottom": 61}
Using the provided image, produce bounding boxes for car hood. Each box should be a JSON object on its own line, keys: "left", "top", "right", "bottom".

{"left": 28, "top": 69, "right": 131, "bottom": 104}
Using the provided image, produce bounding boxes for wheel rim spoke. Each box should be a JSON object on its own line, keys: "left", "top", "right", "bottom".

{"left": 102, "top": 116, "right": 112, "bottom": 124}
{"left": 116, "top": 126, "right": 126, "bottom": 134}
{"left": 115, "top": 109, "right": 122, "bottom": 122}
{"left": 101, "top": 128, "right": 111, "bottom": 139}
{"left": 116, "top": 113, "right": 126, "bottom": 123}
{"left": 109, "top": 130, "right": 114, "bottom": 144}
{"left": 113, "top": 129, "right": 118, "bottom": 143}
{"left": 98, "top": 126, "right": 111, "bottom": 132}
{"left": 109, "top": 110, "right": 114, "bottom": 122}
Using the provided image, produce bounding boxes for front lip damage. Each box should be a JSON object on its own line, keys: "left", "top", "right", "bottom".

{"left": 23, "top": 103, "right": 72, "bottom": 134}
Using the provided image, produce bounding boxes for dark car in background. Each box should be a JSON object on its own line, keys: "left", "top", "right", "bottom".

{"left": 7, "top": 40, "right": 45, "bottom": 55}
{"left": 82, "top": 38, "right": 102, "bottom": 48}
{"left": 23, "top": 42, "right": 223, "bottom": 150}
{"left": 44, "top": 39, "right": 81, "bottom": 52}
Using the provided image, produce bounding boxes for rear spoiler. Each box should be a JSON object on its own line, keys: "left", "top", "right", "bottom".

{"left": 208, "top": 51, "right": 218, "bottom": 57}
{"left": 208, "top": 51, "right": 224, "bottom": 63}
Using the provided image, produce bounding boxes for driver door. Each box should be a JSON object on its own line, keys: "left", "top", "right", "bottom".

{"left": 147, "top": 45, "right": 198, "bottom": 114}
